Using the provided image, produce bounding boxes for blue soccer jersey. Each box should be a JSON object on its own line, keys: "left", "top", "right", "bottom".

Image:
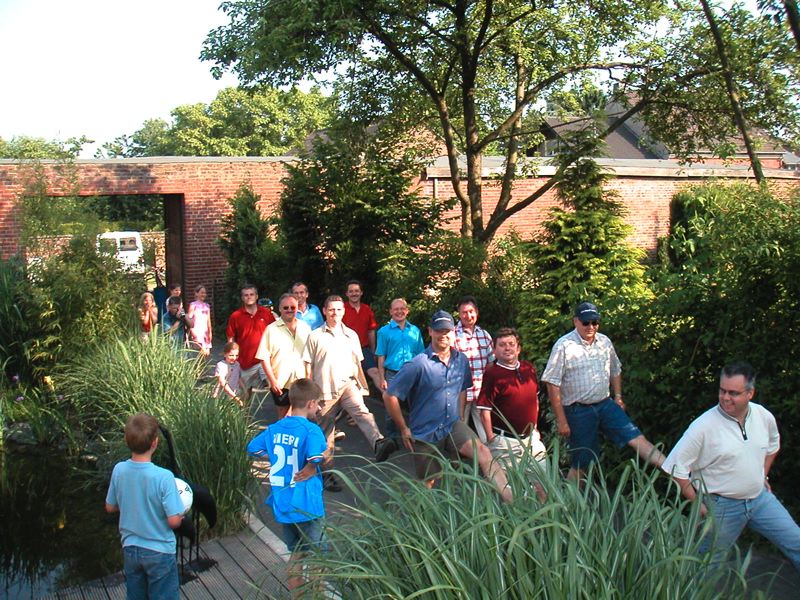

{"left": 247, "top": 416, "right": 327, "bottom": 523}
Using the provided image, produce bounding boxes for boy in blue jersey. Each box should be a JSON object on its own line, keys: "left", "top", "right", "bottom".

{"left": 105, "top": 413, "right": 185, "bottom": 600}
{"left": 247, "top": 378, "right": 328, "bottom": 595}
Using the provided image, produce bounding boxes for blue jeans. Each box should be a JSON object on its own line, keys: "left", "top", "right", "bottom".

{"left": 123, "top": 545, "right": 180, "bottom": 600}
{"left": 281, "top": 518, "right": 327, "bottom": 554}
{"left": 565, "top": 397, "right": 642, "bottom": 468}
{"left": 702, "top": 488, "right": 800, "bottom": 573}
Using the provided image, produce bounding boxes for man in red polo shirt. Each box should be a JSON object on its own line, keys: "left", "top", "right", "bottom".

{"left": 342, "top": 280, "right": 382, "bottom": 390}
{"left": 226, "top": 284, "right": 275, "bottom": 402}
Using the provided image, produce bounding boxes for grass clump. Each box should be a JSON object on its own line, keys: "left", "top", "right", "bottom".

{"left": 60, "top": 333, "right": 254, "bottom": 533}
{"left": 304, "top": 450, "right": 752, "bottom": 599}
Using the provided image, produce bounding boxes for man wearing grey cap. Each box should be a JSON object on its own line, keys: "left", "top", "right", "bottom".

{"left": 541, "top": 302, "right": 664, "bottom": 481}
{"left": 383, "top": 310, "right": 512, "bottom": 502}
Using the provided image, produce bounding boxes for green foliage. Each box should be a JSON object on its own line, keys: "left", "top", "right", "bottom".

{"left": 517, "top": 138, "right": 652, "bottom": 362}
{"left": 0, "top": 258, "right": 29, "bottom": 380}
{"left": 278, "top": 127, "right": 453, "bottom": 299}
{"left": 99, "top": 86, "right": 334, "bottom": 157}
{"left": 61, "top": 334, "right": 254, "bottom": 533}
{"left": 203, "top": 0, "right": 799, "bottom": 242}
{"left": 0, "top": 135, "right": 91, "bottom": 160}
{"left": 616, "top": 182, "right": 800, "bottom": 514}
{"left": 86, "top": 195, "right": 164, "bottom": 231}
{"left": 217, "top": 184, "right": 290, "bottom": 312}
{"left": 302, "top": 454, "right": 748, "bottom": 599}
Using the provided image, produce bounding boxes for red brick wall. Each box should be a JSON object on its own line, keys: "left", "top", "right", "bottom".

{"left": 1, "top": 158, "right": 798, "bottom": 296}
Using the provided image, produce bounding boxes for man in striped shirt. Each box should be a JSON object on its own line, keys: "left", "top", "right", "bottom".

{"left": 453, "top": 296, "right": 494, "bottom": 443}
{"left": 541, "top": 301, "right": 664, "bottom": 481}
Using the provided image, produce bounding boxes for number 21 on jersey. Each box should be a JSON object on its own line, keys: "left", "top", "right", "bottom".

{"left": 269, "top": 444, "right": 300, "bottom": 487}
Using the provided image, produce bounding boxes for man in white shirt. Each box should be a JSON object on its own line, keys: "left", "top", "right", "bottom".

{"left": 662, "top": 362, "right": 800, "bottom": 572}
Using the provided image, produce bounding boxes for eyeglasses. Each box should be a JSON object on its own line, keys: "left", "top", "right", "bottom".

{"left": 280, "top": 305, "right": 298, "bottom": 311}
{"left": 580, "top": 321, "right": 600, "bottom": 327}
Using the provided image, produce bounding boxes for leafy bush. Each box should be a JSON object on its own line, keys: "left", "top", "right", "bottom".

{"left": 0, "top": 257, "right": 29, "bottom": 380}
{"left": 615, "top": 182, "right": 800, "bottom": 514}
{"left": 302, "top": 454, "right": 749, "bottom": 599}
{"left": 217, "top": 183, "right": 291, "bottom": 314}
{"left": 60, "top": 333, "right": 255, "bottom": 532}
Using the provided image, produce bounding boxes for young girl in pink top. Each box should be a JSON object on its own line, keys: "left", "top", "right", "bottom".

{"left": 188, "top": 284, "right": 212, "bottom": 356}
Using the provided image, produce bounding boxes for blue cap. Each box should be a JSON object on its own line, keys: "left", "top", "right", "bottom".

{"left": 574, "top": 302, "right": 601, "bottom": 321}
{"left": 429, "top": 310, "right": 455, "bottom": 331}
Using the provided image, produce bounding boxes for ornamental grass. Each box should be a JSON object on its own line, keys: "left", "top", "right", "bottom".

{"left": 61, "top": 333, "right": 255, "bottom": 533}
{"left": 301, "top": 448, "right": 753, "bottom": 599}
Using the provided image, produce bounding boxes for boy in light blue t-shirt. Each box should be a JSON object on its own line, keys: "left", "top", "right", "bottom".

{"left": 247, "top": 378, "right": 327, "bottom": 595}
{"left": 105, "top": 413, "right": 185, "bottom": 600}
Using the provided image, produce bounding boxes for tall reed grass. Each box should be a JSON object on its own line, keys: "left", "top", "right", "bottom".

{"left": 303, "top": 449, "right": 753, "bottom": 599}
{"left": 61, "top": 333, "right": 255, "bottom": 533}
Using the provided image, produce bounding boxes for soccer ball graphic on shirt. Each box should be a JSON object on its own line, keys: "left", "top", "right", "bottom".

{"left": 175, "top": 477, "right": 194, "bottom": 515}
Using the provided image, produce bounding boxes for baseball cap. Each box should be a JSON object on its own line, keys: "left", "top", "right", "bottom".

{"left": 574, "top": 302, "right": 601, "bottom": 321}
{"left": 429, "top": 310, "right": 455, "bottom": 331}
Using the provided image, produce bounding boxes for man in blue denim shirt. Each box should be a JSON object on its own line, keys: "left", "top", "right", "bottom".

{"left": 383, "top": 310, "right": 512, "bottom": 502}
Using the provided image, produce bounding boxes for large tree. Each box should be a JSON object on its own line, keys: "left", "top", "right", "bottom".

{"left": 99, "top": 85, "right": 334, "bottom": 157}
{"left": 202, "top": 0, "right": 799, "bottom": 243}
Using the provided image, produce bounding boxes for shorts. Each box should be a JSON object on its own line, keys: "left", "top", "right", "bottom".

{"left": 361, "top": 346, "right": 377, "bottom": 371}
{"left": 239, "top": 363, "right": 265, "bottom": 390}
{"left": 565, "top": 397, "right": 642, "bottom": 468}
{"left": 281, "top": 518, "right": 326, "bottom": 554}
{"left": 412, "top": 420, "right": 477, "bottom": 480}
{"left": 273, "top": 388, "right": 290, "bottom": 407}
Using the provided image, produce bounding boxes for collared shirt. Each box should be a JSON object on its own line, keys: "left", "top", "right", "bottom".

{"left": 296, "top": 304, "right": 324, "bottom": 330}
{"left": 375, "top": 320, "right": 425, "bottom": 371}
{"left": 302, "top": 323, "right": 364, "bottom": 400}
{"left": 476, "top": 360, "right": 539, "bottom": 436}
{"left": 453, "top": 323, "right": 494, "bottom": 403}
{"left": 662, "top": 402, "right": 780, "bottom": 500}
{"left": 161, "top": 311, "right": 185, "bottom": 348}
{"left": 541, "top": 329, "right": 621, "bottom": 405}
{"left": 255, "top": 319, "right": 312, "bottom": 390}
{"left": 226, "top": 305, "right": 276, "bottom": 370}
{"left": 387, "top": 347, "right": 472, "bottom": 443}
{"left": 343, "top": 302, "right": 378, "bottom": 348}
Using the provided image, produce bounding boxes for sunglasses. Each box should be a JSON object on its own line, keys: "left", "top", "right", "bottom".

{"left": 580, "top": 320, "right": 600, "bottom": 327}
{"left": 280, "top": 305, "right": 298, "bottom": 311}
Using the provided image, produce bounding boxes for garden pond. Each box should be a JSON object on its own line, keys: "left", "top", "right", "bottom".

{"left": 0, "top": 444, "right": 121, "bottom": 598}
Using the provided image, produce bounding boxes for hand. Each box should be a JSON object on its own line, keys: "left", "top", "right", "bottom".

{"left": 614, "top": 395, "right": 626, "bottom": 410}
{"left": 380, "top": 378, "right": 388, "bottom": 390}
{"left": 557, "top": 420, "right": 571, "bottom": 438}
{"left": 293, "top": 463, "right": 316, "bottom": 483}
{"left": 400, "top": 426, "right": 414, "bottom": 452}
{"left": 699, "top": 503, "right": 708, "bottom": 518}
{"left": 270, "top": 384, "right": 282, "bottom": 397}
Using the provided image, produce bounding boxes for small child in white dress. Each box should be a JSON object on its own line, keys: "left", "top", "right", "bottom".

{"left": 214, "top": 342, "right": 243, "bottom": 407}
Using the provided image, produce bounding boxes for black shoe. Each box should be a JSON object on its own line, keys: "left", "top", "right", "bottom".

{"left": 322, "top": 472, "right": 342, "bottom": 492}
{"left": 374, "top": 437, "right": 397, "bottom": 463}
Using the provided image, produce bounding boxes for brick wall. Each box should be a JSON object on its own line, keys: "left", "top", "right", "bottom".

{"left": 1, "top": 157, "right": 798, "bottom": 296}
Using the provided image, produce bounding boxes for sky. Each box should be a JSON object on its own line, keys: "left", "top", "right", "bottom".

{"left": 0, "top": 0, "right": 240, "bottom": 157}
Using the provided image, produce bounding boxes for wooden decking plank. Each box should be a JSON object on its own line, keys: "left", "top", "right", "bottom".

{"left": 53, "top": 586, "right": 86, "bottom": 599}
{"left": 218, "top": 533, "right": 289, "bottom": 599}
{"left": 78, "top": 583, "right": 113, "bottom": 600}
{"left": 178, "top": 539, "right": 242, "bottom": 600}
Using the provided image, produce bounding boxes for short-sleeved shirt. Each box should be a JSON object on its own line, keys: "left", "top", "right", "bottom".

{"left": 226, "top": 306, "right": 276, "bottom": 370}
{"left": 214, "top": 360, "right": 241, "bottom": 397}
{"left": 343, "top": 303, "right": 378, "bottom": 348}
{"left": 540, "top": 329, "right": 621, "bottom": 405}
{"left": 105, "top": 460, "right": 185, "bottom": 554}
{"left": 453, "top": 323, "right": 494, "bottom": 403}
{"left": 302, "top": 323, "right": 364, "bottom": 400}
{"left": 247, "top": 416, "right": 327, "bottom": 523}
{"left": 476, "top": 360, "right": 540, "bottom": 436}
{"left": 297, "top": 304, "right": 324, "bottom": 330}
{"left": 375, "top": 320, "right": 425, "bottom": 371}
{"left": 661, "top": 402, "right": 780, "bottom": 500}
{"left": 161, "top": 311, "right": 186, "bottom": 348}
{"left": 387, "top": 347, "right": 472, "bottom": 443}
{"left": 255, "top": 319, "right": 312, "bottom": 390}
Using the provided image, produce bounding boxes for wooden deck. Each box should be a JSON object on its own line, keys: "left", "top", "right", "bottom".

{"left": 43, "top": 515, "right": 291, "bottom": 600}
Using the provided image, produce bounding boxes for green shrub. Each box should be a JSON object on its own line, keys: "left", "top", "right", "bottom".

{"left": 61, "top": 333, "right": 255, "bottom": 533}
{"left": 615, "top": 182, "right": 800, "bottom": 515}
{"left": 302, "top": 454, "right": 749, "bottom": 599}
{"left": 0, "top": 257, "right": 29, "bottom": 380}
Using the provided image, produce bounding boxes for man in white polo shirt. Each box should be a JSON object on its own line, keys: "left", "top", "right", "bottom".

{"left": 662, "top": 361, "right": 800, "bottom": 572}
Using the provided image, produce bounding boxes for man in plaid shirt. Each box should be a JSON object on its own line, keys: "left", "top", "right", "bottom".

{"left": 541, "top": 301, "right": 664, "bottom": 481}
{"left": 453, "top": 296, "right": 494, "bottom": 442}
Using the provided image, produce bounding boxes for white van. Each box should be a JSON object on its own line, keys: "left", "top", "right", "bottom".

{"left": 97, "top": 231, "right": 145, "bottom": 272}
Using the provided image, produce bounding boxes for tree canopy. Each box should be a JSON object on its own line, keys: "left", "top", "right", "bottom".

{"left": 0, "top": 135, "right": 90, "bottom": 160}
{"left": 98, "top": 85, "right": 334, "bottom": 157}
{"left": 202, "top": 0, "right": 800, "bottom": 243}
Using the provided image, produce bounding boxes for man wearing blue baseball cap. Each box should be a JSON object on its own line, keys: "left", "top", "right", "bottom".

{"left": 383, "top": 310, "right": 512, "bottom": 502}
{"left": 541, "top": 302, "right": 664, "bottom": 481}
